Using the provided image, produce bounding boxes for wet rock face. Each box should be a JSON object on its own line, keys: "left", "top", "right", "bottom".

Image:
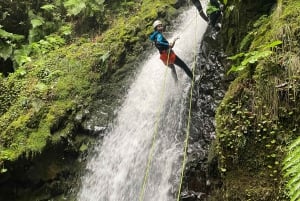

{"left": 181, "top": 26, "right": 228, "bottom": 200}
{"left": 0, "top": 143, "right": 81, "bottom": 201}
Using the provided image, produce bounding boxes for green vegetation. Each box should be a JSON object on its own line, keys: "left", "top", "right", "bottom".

{"left": 283, "top": 137, "right": 300, "bottom": 201}
{"left": 227, "top": 40, "right": 282, "bottom": 74}
{"left": 213, "top": 0, "right": 300, "bottom": 200}
{"left": 0, "top": 0, "right": 107, "bottom": 67}
{"left": 0, "top": 0, "right": 178, "bottom": 171}
{"left": 0, "top": 42, "right": 98, "bottom": 163}
{"left": 1, "top": 0, "right": 299, "bottom": 200}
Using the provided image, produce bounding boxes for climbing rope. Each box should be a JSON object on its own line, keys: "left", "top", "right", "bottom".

{"left": 176, "top": 8, "right": 199, "bottom": 201}
{"left": 139, "top": 7, "right": 200, "bottom": 201}
{"left": 138, "top": 51, "right": 171, "bottom": 201}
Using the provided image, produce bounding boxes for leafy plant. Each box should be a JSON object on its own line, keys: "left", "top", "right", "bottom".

{"left": 64, "top": 0, "right": 105, "bottom": 17}
{"left": 28, "top": 10, "right": 48, "bottom": 43}
{"left": 227, "top": 40, "right": 282, "bottom": 74}
{"left": 13, "top": 46, "right": 32, "bottom": 66}
{"left": 207, "top": 3, "right": 220, "bottom": 15}
{"left": 221, "top": 0, "right": 227, "bottom": 6}
{"left": 64, "top": 0, "right": 86, "bottom": 16}
{"left": 40, "top": 4, "right": 56, "bottom": 12}
{"left": 283, "top": 136, "right": 300, "bottom": 201}
{"left": 0, "top": 26, "right": 25, "bottom": 60}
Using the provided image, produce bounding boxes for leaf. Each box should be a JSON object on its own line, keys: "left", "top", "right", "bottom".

{"left": 235, "top": 65, "right": 247, "bottom": 71}
{"left": 227, "top": 40, "right": 281, "bottom": 75}
{"left": 0, "top": 42, "right": 13, "bottom": 60}
{"left": 14, "top": 55, "right": 32, "bottom": 67}
{"left": 227, "top": 65, "right": 247, "bottom": 75}
{"left": 64, "top": 0, "right": 86, "bottom": 16}
{"left": 228, "top": 52, "right": 245, "bottom": 60}
{"left": 289, "top": 137, "right": 300, "bottom": 150}
{"left": 241, "top": 50, "right": 272, "bottom": 66}
{"left": 0, "top": 168, "right": 7, "bottom": 173}
{"left": 59, "top": 25, "right": 72, "bottom": 36}
{"left": 0, "top": 28, "right": 13, "bottom": 39}
{"left": 100, "top": 51, "right": 111, "bottom": 63}
{"left": 40, "top": 4, "right": 56, "bottom": 11}
{"left": 13, "top": 45, "right": 32, "bottom": 67}
{"left": 207, "top": 4, "right": 220, "bottom": 15}
{"left": 283, "top": 136, "right": 300, "bottom": 201}
{"left": 79, "top": 144, "right": 88, "bottom": 152}
{"left": 229, "top": 5, "right": 235, "bottom": 11}
{"left": 0, "top": 28, "right": 24, "bottom": 41}
{"left": 290, "top": 182, "right": 300, "bottom": 201}
{"left": 31, "top": 18, "right": 45, "bottom": 28}
{"left": 35, "top": 83, "right": 48, "bottom": 92}
{"left": 283, "top": 147, "right": 300, "bottom": 168}
{"left": 291, "top": 190, "right": 300, "bottom": 201}
{"left": 221, "top": 168, "right": 227, "bottom": 172}
{"left": 287, "top": 172, "right": 300, "bottom": 189}
{"left": 260, "top": 40, "right": 283, "bottom": 49}
{"left": 285, "top": 161, "right": 300, "bottom": 178}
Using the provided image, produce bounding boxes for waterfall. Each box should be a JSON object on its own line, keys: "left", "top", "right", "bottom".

{"left": 78, "top": 6, "right": 207, "bottom": 201}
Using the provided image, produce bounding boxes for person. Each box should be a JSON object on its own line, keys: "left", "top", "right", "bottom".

{"left": 191, "top": 0, "right": 223, "bottom": 31}
{"left": 149, "top": 20, "right": 193, "bottom": 82}
{"left": 206, "top": 0, "right": 223, "bottom": 30}
{"left": 191, "top": 0, "right": 209, "bottom": 22}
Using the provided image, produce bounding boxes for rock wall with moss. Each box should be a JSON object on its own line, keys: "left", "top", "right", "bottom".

{"left": 2, "top": 0, "right": 300, "bottom": 200}
{"left": 212, "top": 0, "right": 300, "bottom": 200}
{"left": 0, "top": 0, "right": 188, "bottom": 200}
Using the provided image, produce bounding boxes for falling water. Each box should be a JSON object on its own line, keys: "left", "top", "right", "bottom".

{"left": 78, "top": 6, "right": 207, "bottom": 201}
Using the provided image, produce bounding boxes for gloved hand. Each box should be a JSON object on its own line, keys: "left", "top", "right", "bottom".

{"left": 170, "top": 36, "right": 180, "bottom": 48}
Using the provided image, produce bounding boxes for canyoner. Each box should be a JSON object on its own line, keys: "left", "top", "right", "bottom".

{"left": 140, "top": 9, "right": 203, "bottom": 201}
{"left": 149, "top": 20, "right": 194, "bottom": 82}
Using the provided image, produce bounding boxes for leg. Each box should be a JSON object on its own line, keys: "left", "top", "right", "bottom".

{"left": 174, "top": 56, "right": 193, "bottom": 80}
{"left": 208, "top": 0, "right": 222, "bottom": 28}
{"left": 190, "top": 0, "right": 209, "bottom": 22}
{"left": 169, "top": 64, "right": 178, "bottom": 82}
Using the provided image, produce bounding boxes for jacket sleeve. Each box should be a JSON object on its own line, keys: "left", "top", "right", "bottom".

{"left": 156, "top": 33, "right": 169, "bottom": 47}
{"left": 149, "top": 32, "right": 156, "bottom": 41}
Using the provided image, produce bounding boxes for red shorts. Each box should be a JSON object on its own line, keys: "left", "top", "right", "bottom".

{"left": 160, "top": 50, "right": 176, "bottom": 65}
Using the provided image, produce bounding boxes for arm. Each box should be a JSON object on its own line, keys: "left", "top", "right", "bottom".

{"left": 169, "top": 37, "right": 180, "bottom": 48}
{"left": 156, "top": 33, "right": 170, "bottom": 47}
{"left": 191, "top": 0, "right": 209, "bottom": 22}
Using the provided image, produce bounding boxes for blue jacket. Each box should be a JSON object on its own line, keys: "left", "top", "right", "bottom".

{"left": 149, "top": 31, "right": 170, "bottom": 53}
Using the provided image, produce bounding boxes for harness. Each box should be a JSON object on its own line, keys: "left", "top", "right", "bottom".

{"left": 159, "top": 49, "right": 176, "bottom": 65}
{"left": 150, "top": 31, "right": 177, "bottom": 66}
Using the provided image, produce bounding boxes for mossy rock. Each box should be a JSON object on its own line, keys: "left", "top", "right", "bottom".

{"left": 214, "top": 0, "right": 299, "bottom": 200}
{"left": 0, "top": 0, "right": 181, "bottom": 169}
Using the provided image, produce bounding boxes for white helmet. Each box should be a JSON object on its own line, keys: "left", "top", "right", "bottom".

{"left": 153, "top": 20, "right": 162, "bottom": 29}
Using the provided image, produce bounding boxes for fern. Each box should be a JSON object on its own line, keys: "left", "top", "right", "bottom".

{"left": 40, "top": 4, "right": 56, "bottom": 11}
{"left": 0, "top": 27, "right": 24, "bottom": 60}
{"left": 0, "top": 42, "right": 13, "bottom": 60}
{"left": 222, "top": 0, "right": 228, "bottom": 5}
{"left": 227, "top": 40, "right": 282, "bottom": 74}
{"left": 0, "top": 27, "right": 24, "bottom": 41}
{"left": 207, "top": 3, "right": 220, "bottom": 15}
{"left": 283, "top": 136, "right": 300, "bottom": 201}
{"left": 63, "top": 0, "right": 104, "bottom": 17}
{"left": 13, "top": 45, "right": 32, "bottom": 66}
{"left": 64, "top": 0, "right": 86, "bottom": 16}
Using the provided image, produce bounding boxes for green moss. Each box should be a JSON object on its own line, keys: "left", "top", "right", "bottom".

{"left": 0, "top": 0, "right": 181, "bottom": 170}
{"left": 214, "top": 0, "right": 299, "bottom": 200}
{"left": 220, "top": 170, "right": 278, "bottom": 201}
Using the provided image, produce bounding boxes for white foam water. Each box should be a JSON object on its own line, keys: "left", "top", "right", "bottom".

{"left": 78, "top": 6, "right": 207, "bottom": 201}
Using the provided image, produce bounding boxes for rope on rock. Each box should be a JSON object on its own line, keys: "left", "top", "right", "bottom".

{"left": 139, "top": 52, "right": 170, "bottom": 201}
{"left": 176, "top": 8, "right": 199, "bottom": 201}
{"left": 139, "top": 8, "right": 200, "bottom": 201}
